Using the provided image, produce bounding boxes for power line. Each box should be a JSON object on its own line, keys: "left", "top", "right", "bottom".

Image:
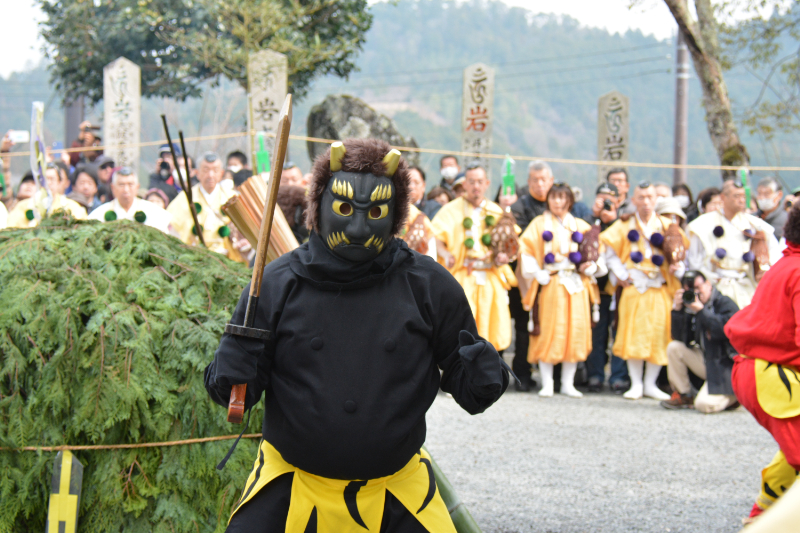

{"left": 498, "top": 68, "right": 671, "bottom": 94}
{"left": 343, "top": 41, "right": 671, "bottom": 79}
{"left": 306, "top": 55, "right": 670, "bottom": 93}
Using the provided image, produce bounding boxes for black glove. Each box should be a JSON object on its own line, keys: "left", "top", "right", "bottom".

{"left": 207, "top": 333, "right": 267, "bottom": 409}
{"left": 457, "top": 330, "right": 504, "bottom": 399}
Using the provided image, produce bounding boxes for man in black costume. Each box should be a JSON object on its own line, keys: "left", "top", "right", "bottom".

{"left": 205, "top": 139, "right": 509, "bottom": 532}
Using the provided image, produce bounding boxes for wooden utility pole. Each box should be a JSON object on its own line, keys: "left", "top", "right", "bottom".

{"left": 672, "top": 30, "right": 690, "bottom": 186}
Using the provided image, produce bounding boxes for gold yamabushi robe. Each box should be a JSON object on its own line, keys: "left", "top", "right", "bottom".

{"left": 601, "top": 214, "right": 688, "bottom": 366}
{"left": 687, "top": 210, "right": 781, "bottom": 309}
{"left": 7, "top": 190, "right": 87, "bottom": 228}
{"left": 430, "top": 197, "right": 517, "bottom": 351}
{"left": 519, "top": 212, "right": 602, "bottom": 364}
{"left": 167, "top": 183, "right": 245, "bottom": 262}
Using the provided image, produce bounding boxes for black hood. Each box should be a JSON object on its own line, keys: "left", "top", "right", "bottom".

{"left": 289, "top": 232, "right": 413, "bottom": 291}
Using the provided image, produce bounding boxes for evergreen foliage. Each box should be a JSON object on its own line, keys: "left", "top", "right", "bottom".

{"left": 0, "top": 212, "right": 263, "bottom": 532}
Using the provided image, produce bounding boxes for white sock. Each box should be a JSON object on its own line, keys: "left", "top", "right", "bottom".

{"left": 538, "top": 363, "right": 554, "bottom": 397}
{"left": 559, "top": 362, "right": 583, "bottom": 398}
{"left": 644, "top": 363, "right": 670, "bottom": 400}
{"left": 624, "top": 359, "right": 644, "bottom": 399}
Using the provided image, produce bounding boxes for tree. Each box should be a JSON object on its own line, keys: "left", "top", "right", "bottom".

{"left": 632, "top": 0, "right": 750, "bottom": 176}
{"left": 718, "top": 1, "right": 800, "bottom": 140}
{"left": 38, "top": 0, "right": 372, "bottom": 104}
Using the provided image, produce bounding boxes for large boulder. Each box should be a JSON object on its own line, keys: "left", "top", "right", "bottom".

{"left": 306, "top": 94, "right": 420, "bottom": 166}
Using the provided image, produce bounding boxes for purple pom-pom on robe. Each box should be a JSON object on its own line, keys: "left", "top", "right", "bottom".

{"left": 542, "top": 230, "right": 553, "bottom": 242}
{"left": 743, "top": 251, "right": 755, "bottom": 263}
{"left": 568, "top": 251, "right": 582, "bottom": 264}
{"left": 652, "top": 255, "right": 664, "bottom": 266}
{"left": 630, "top": 251, "right": 644, "bottom": 263}
{"left": 650, "top": 232, "right": 664, "bottom": 248}
{"left": 715, "top": 248, "right": 727, "bottom": 259}
{"left": 627, "top": 230, "right": 640, "bottom": 242}
{"left": 713, "top": 226, "right": 724, "bottom": 238}
{"left": 544, "top": 252, "right": 555, "bottom": 264}
{"left": 572, "top": 231, "right": 583, "bottom": 244}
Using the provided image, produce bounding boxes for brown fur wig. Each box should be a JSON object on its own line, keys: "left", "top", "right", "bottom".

{"left": 305, "top": 138, "right": 411, "bottom": 236}
{"left": 277, "top": 185, "right": 307, "bottom": 229}
{"left": 785, "top": 203, "right": 800, "bottom": 245}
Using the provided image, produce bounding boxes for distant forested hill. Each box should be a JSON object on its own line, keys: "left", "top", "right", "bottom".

{"left": 1, "top": 0, "right": 798, "bottom": 197}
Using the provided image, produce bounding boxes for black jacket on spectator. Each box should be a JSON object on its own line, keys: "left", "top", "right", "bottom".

{"left": 148, "top": 172, "right": 181, "bottom": 203}
{"left": 415, "top": 198, "right": 441, "bottom": 220}
{"left": 510, "top": 191, "right": 547, "bottom": 232}
{"left": 671, "top": 288, "right": 739, "bottom": 395}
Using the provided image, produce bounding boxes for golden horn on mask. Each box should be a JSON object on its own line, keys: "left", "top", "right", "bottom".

{"left": 330, "top": 142, "right": 346, "bottom": 172}
{"left": 382, "top": 149, "right": 401, "bottom": 177}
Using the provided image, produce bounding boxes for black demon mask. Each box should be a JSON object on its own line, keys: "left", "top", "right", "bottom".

{"left": 306, "top": 140, "right": 411, "bottom": 263}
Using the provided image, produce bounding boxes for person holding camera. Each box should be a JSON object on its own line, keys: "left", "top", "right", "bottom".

{"left": 68, "top": 121, "right": 103, "bottom": 166}
{"left": 148, "top": 143, "right": 184, "bottom": 203}
{"left": 661, "top": 271, "right": 739, "bottom": 412}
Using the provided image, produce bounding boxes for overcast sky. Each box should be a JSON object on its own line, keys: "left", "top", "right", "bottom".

{"left": 0, "top": 0, "right": 676, "bottom": 79}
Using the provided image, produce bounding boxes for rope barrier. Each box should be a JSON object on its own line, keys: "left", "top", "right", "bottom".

{"left": 1, "top": 433, "right": 262, "bottom": 452}
{"left": 2, "top": 130, "right": 798, "bottom": 172}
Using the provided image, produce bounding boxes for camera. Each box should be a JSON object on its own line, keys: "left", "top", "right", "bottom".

{"left": 602, "top": 199, "right": 614, "bottom": 211}
{"left": 159, "top": 160, "right": 171, "bottom": 178}
{"left": 682, "top": 289, "right": 696, "bottom": 306}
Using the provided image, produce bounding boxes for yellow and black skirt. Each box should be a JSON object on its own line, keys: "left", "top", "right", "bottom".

{"left": 227, "top": 440, "right": 456, "bottom": 533}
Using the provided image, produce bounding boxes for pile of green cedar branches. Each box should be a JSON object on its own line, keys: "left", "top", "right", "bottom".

{"left": 0, "top": 212, "right": 265, "bottom": 533}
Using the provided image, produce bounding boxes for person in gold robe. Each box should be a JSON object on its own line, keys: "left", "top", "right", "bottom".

{"left": 600, "top": 182, "right": 689, "bottom": 400}
{"left": 519, "top": 183, "right": 606, "bottom": 398}
{"left": 431, "top": 165, "right": 518, "bottom": 352}
{"left": 7, "top": 164, "right": 86, "bottom": 227}
{"left": 167, "top": 152, "right": 246, "bottom": 263}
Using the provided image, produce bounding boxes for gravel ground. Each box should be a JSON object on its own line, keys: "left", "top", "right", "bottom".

{"left": 425, "top": 387, "right": 775, "bottom": 533}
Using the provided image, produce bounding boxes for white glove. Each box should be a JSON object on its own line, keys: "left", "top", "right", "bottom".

{"left": 535, "top": 270, "right": 551, "bottom": 286}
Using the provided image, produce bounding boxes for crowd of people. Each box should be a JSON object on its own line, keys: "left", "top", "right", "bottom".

{"left": 0, "top": 130, "right": 795, "bottom": 411}
{"left": 2, "top": 127, "right": 799, "bottom": 525}
{"left": 404, "top": 155, "right": 793, "bottom": 409}
{"left": 0, "top": 127, "right": 796, "bottom": 407}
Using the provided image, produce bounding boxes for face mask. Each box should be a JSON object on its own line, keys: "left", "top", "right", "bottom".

{"left": 441, "top": 166, "right": 458, "bottom": 181}
{"left": 757, "top": 197, "right": 776, "bottom": 212}
{"left": 228, "top": 164, "right": 242, "bottom": 174}
{"left": 675, "top": 195, "right": 690, "bottom": 209}
{"left": 319, "top": 171, "right": 396, "bottom": 262}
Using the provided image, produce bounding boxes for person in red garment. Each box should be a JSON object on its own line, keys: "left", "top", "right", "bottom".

{"left": 724, "top": 205, "right": 800, "bottom": 525}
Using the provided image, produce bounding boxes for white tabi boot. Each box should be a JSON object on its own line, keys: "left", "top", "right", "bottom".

{"left": 643, "top": 363, "right": 670, "bottom": 400}
{"left": 559, "top": 362, "right": 583, "bottom": 398}
{"left": 623, "top": 359, "right": 644, "bottom": 399}
{"left": 538, "top": 362, "right": 554, "bottom": 397}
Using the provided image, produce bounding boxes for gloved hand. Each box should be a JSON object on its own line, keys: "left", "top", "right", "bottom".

{"left": 534, "top": 270, "right": 551, "bottom": 286}
{"left": 457, "top": 330, "right": 504, "bottom": 399}
{"left": 210, "top": 333, "right": 268, "bottom": 409}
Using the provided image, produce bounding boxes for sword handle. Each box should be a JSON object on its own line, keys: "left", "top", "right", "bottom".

{"left": 227, "top": 384, "right": 247, "bottom": 423}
